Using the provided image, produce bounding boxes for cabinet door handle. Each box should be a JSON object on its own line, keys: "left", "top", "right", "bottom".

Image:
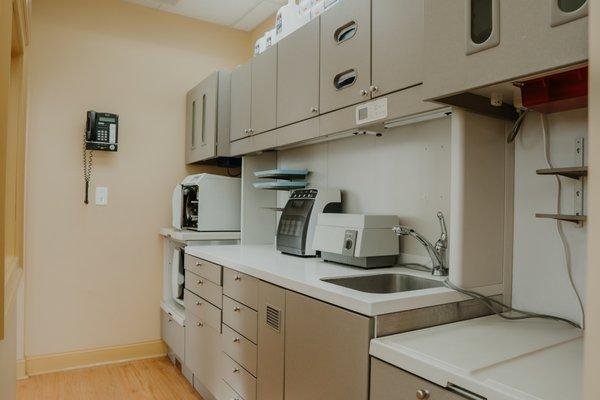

{"left": 233, "top": 307, "right": 241, "bottom": 312}
{"left": 196, "top": 321, "right": 204, "bottom": 327}
{"left": 195, "top": 262, "right": 202, "bottom": 267}
{"left": 168, "top": 318, "right": 172, "bottom": 323}
{"left": 234, "top": 275, "right": 242, "bottom": 281}
{"left": 310, "top": 106, "right": 318, "bottom": 113}
{"left": 197, "top": 279, "right": 204, "bottom": 285}
{"left": 360, "top": 89, "right": 368, "bottom": 97}
{"left": 233, "top": 337, "right": 240, "bottom": 343}
{"left": 416, "top": 389, "right": 430, "bottom": 399}
{"left": 232, "top": 368, "right": 240, "bottom": 373}
{"left": 369, "top": 85, "right": 379, "bottom": 94}
{"left": 333, "top": 69, "right": 357, "bottom": 91}
{"left": 195, "top": 301, "right": 201, "bottom": 306}
{"left": 248, "top": 128, "right": 255, "bottom": 135}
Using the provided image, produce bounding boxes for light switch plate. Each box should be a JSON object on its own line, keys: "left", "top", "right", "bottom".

{"left": 95, "top": 187, "right": 108, "bottom": 206}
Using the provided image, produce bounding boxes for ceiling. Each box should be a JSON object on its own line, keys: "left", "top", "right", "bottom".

{"left": 123, "top": 0, "right": 284, "bottom": 31}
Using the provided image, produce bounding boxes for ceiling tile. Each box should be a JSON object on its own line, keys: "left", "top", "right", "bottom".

{"left": 161, "top": 0, "right": 261, "bottom": 26}
{"left": 233, "top": 1, "right": 279, "bottom": 31}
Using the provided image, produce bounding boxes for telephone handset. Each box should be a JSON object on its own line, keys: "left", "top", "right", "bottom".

{"left": 83, "top": 110, "right": 119, "bottom": 204}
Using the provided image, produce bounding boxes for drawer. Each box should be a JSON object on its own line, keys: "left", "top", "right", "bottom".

{"left": 221, "top": 379, "right": 245, "bottom": 400}
{"left": 184, "top": 289, "right": 222, "bottom": 331}
{"left": 370, "top": 358, "right": 468, "bottom": 400}
{"left": 222, "top": 353, "right": 256, "bottom": 400}
{"left": 160, "top": 309, "right": 184, "bottom": 361}
{"left": 222, "top": 324, "right": 257, "bottom": 376}
{"left": 223, "top": 268, "right": 259, "bottom": 310}
{"left": 185, "top": 271, "right": 223, "bottom": 308}
{"left": 184, "top": 254, "right": 222, "bottom": 285}
{"left": 223, "top": 296, "right": 258, "bottom": 343}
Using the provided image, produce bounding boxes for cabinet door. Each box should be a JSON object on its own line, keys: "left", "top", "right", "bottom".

{"left": 423, "top": 0, "right": 588, "bottom": 100}
{"left": 277, "top": 18, "right": 320, "bottom": 127}
{"left": 257, "top": 282, "right": 286, "bottom": 400}
{"left": 370, "top": 358, "right": 467, "bottom": 400}
{"left": 320, "top": 0, "right": 371, "bottom": 114}
{"left": 284, "top": 291, "right": 372, "bottom": 400}
{"left": 186, "top": 313, "right": 222, "bottom": 397}
{"left": 372, "top": 0, "right": 424, "bottom": 97}
{"left": 251, "top": 45, "right": 278, "bottom": 134}
{"left": 230, "top": 62, "right": 252, "bottom": 142}
{"left": 186, "top": 72, "right": 218, "bottom": 163}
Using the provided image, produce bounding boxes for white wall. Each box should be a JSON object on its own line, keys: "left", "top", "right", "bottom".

{"left": 512, "top": 108, "right": 587, "bottom": 326}
{"left": 277, "top": 117, "right": 452, "bottom": 262}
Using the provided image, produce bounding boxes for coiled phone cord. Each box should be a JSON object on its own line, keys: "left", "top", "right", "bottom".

{"left": 83, "top": 132, "right": 93, "bottom": 204}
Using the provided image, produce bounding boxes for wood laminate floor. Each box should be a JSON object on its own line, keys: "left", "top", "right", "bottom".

{"left": 17, "top": 357, "right": 203, "bottom": 400}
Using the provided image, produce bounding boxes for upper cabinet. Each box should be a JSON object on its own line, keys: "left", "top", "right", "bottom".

{"left": 371, "top": 0, "right": 424, "bottom": 97}
{"left": 320, "top": 0, "right": 372, "bottom": 114}
{"left": 251, "top": 45, "right": 278, "bottom": 135}
{"left": 423, "top": 0, "right": 588, "bottom": 101}
{"left": 277, "top": 18, "right": 320, "bottom": 127}
{"left": 185, "top": 71, "right": 231, "bottom": 164}
{"left": 230, "top": 62, "right": 252, "bottom": 142}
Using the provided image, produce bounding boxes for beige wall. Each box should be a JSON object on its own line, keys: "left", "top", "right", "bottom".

{"left": 584, "top": 2, "right": 600, "bottom": 399}
{"left": 25, "top": 0, "right": 249, "bottom": 357}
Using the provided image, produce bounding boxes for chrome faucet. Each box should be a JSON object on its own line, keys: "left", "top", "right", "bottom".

{"left": 393, "top": 212, "right": 449, "bottom": 276}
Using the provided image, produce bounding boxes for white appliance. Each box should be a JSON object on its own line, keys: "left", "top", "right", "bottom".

{"left": 276, "top": 188, "right": 341, "bottom": 256}
{"left": 172, "top": 173, "right": 241, "bottom": 232}
{"left": 313, "top": 214, "right": 399, "bottom": 268}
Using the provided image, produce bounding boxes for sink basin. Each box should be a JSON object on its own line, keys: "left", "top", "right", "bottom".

{"left": 321, "top": 273, "right": 444, "bottom": 294}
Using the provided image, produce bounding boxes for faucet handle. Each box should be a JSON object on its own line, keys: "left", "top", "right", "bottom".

{"left": 437, "top": 212, "right": 447, "bottom": 241}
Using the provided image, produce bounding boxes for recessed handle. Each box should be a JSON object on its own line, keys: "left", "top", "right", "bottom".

{"left": 333, "top": 69, "right": 357, "bottom": 91}
{"left": 416, "top": 389, "right": 430, "bottom": 399}
{"left": 334, "top": 20, "right": 357, "bottom": 44}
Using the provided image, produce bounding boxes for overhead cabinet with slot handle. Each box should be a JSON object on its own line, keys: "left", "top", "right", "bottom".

{"left": 185, "top": 70, "right": 231, "bottom": 164}
{"left": 423, "top": 0, "right": 589, "bottom": 101}
{"left": 230, "top": 45, "right": 278, "bottom": 143}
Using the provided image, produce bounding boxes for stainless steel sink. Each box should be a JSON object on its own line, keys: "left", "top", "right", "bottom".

{"left": 321, "top": 273, "right": 444, "bottom": 294}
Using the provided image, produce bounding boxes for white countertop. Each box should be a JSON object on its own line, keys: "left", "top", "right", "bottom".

{"left": 184, "top": 244, "right": 502, "bottom": 316}
{"left": 370, "top": 315, "right": 583, "bottom": 400}
{"left": 160, "top": 228, "right": 241, "bottom": 242}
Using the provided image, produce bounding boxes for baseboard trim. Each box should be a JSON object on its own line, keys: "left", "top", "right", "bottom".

{"left": 25, "top": 340, "right": 167, "bottom": 376}
{"left": 17, "top": 359, "right": 28, "bottom": 380}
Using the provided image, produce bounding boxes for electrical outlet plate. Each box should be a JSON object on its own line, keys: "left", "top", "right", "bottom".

{"left": 95, "top": 187, "right": 108, "bottom": 206}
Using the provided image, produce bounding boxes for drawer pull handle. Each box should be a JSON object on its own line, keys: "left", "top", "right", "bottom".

{"left": 195, "top": 301, "right": 201, "bottom": 306}
{"left": 196, "top": 322, "right": 204, "bottom": 327}
{"left": 197, "top": 279, "right": 204, "bottom": 285}
{"left": 195, "top": 262, "right": 202, "bottom": 267}
{"left": 168, "top": 318, "right": 172, "bottom": 322}
{"left": 233, "top": 337, "right": 240, "bottom": 343}
{"left": 369, "top": 85, "right": 379, "bottom": 94}
{"left": 232, "top": 368, "right": 240, "bottom": 373}
{"left": 310, "top": 106, "right": 318, "bottom": 113}
{"left": 233, "top": 307, "right": 241, "bottom": 312}
{"left": 416, "top": 389, "right": 430, "bottom": 399}
{"left": 234, "top": 275, "right": 242, "bottom": 281}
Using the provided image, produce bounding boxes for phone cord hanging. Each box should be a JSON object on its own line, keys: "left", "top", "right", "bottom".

{"left": 83, "top": 132, "right": 93, "bottom": 204}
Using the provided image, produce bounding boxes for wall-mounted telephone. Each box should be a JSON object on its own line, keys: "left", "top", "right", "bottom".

{"left": 83, "top": 110, "right": 119, "bottom": 204}
{"left": 86, "top": 111, "right": 119, "bottom": 151}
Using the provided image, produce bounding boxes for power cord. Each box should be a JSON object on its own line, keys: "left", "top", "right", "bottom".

{"left": 540, "top": 113, "right": 586, "bottom": 329}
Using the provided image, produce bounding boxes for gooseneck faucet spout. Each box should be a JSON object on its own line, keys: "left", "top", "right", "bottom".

{"left": 393, "top": 212, "right": 449, "bottom": 276}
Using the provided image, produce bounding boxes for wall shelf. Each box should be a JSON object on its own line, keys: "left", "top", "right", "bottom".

{"left": 535, "top": 213, "right": 587, "bottom": 224}
{"left": 536, "top": 166, "right": 588, "bottom": 179}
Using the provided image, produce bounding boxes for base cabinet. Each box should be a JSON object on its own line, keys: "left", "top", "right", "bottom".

{"left": 284, "top": 290, "right": 373, "bottom": 400}
{"left": 370, "top": 358, "right": 468, "bottom": 400}
{"left": 186, "top": 313, "right": 222, "bottom": 398}
{"left": 161, "top": 309, "right": 184, "bottom": 361}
